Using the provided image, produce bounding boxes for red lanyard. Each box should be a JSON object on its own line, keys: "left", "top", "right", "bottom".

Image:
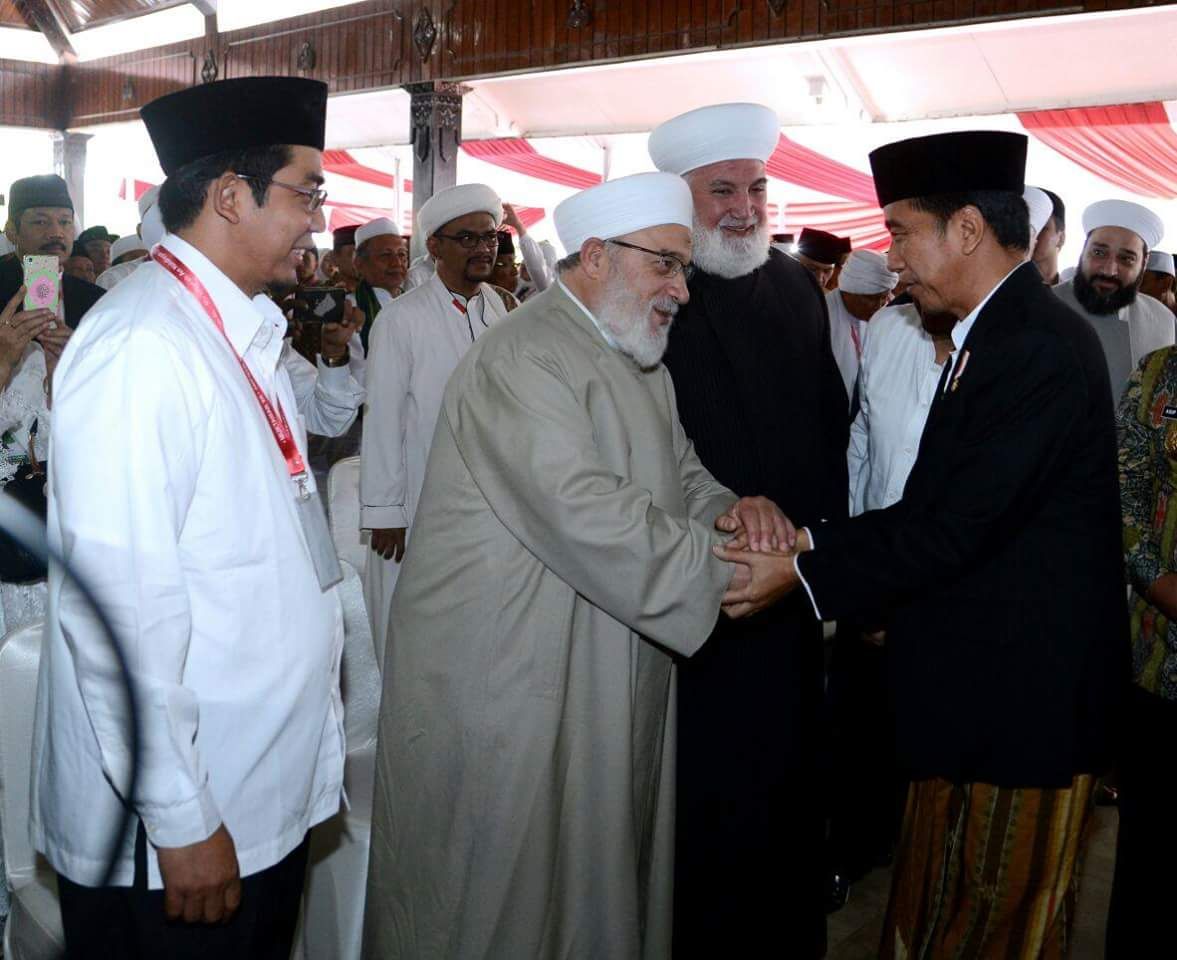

{"left": 152, "top": 244, "right": 308, "bottom": 485}
{"left": 451, "top": 297, "right": 467, "bottom": 315}
{"left": 849, "top": 320, "right": 863, "bottom": 359}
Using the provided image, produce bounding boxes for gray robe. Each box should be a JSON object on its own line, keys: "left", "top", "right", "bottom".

{"left": 361, "top": 282, "right": 737, "bottom": 959}
{"left": 1054, "top": 280, "right": 1175, "bottom": 404}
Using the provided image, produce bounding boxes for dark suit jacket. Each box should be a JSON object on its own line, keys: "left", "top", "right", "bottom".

{"left": 799, "top": 261, "right": 1130, "bottom": 788}
{"left": 0, "top": 253, "right": 105, "bottom": 328}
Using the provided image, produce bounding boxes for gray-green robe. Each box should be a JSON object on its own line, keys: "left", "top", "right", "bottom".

{"left": 361, "top": 282, "right": 737, "bottom": 959}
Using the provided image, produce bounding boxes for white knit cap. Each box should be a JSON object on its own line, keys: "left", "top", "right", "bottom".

{"left": 417, "top": 183, "right": 502, "bottom": 239}
{"left": 648, "top": 103, "right": 780, "bottom": 176}
{"left": 837, "top": 250, "right": 898, "bottom": 295}
{"left": 1147, "top": 250, "right": 1175, "bottom": 276}
{"left": 356, "top": 216, "right": 400, "bottom": 246}
{"left": 110, "top": 234, "right": 146, "bottom": 262}
{"left": 1082, "top": 199, "right": 1164, "bottom": 249}
{"left": 1023, "top": 187, "right": 1053, "bottom": 236}
{"left": 137, "top": 184, "right": 161, "bottom": 218}
{"left": 140, "top": 202, "right": 165, "bottom": 250}
{"left": 554, "top": 172, "right": 694, "bottom": 254}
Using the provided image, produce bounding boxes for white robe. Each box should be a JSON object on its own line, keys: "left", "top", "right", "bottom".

{"left": 360, "top": 272, "right": 511, "bottom": 661}
{"left": 826, "top": 288, "right": 865, "bottom": 408}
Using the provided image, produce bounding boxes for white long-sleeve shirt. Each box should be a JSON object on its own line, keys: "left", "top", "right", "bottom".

{"left": 847, "top": 303, "right": 949, "bottom": 515}
{"left": 33, "top": 233, "right": 346, "bottom": 889}
{"left": 360, "top": 272, "right": 509, "bottom": 531}
{"left": 826, "top": 288, "right": 866, "bottom": 408}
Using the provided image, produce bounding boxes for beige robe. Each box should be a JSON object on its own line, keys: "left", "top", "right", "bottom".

{"left": 361, "top": 283, "right": 737, "bottom": 959}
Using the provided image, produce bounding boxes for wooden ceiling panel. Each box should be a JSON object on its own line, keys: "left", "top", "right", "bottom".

{"left": 0, "top": 0, "right": 31, "bottom": 28}
{"left": 53, "top": 0, "right": 189, "bottom": 33}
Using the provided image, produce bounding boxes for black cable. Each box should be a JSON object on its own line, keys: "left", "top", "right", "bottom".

{"left": 0, "top": 493, "right": 140, "bottom": 918}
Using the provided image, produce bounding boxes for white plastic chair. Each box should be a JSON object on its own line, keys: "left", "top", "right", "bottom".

{"left": 0, "top": 620, "right": 63, "bottom": 960}
{"left": 327, "top": 456, "right": 367, "bottom": 575}
{"left": 295, "top": 560, "right": 378, "bottom": 959}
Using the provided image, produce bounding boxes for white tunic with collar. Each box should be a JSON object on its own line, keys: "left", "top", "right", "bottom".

{"left": 32, "top": 233, "right": 347, "bottom": 889}
{"left": 826, "top": 288, "right": 866, "bottom": 408}
{"left": 360, "top": 271, "right": 510, "bottom": 660}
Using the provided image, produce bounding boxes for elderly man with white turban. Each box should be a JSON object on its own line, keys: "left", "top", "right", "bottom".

{"left": 359, "top": 183, "right": 513, "bottom": 660}
{"left": 827, "top": 248, "right": 899, "bottom": 407}
{"left": 1054, "top": 198, "right": 1175, "bottom": 404}
{"left": 648, "top": 102, "right": 847, "bottom": 958}
{"left": 360, "top": 171, "right": 791, "bottom": 958}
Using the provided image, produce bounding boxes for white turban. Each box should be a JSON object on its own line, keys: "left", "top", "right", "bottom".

{"left": 137, "top": 184, "right": 160, "bottom": 218}
{"left": 356, "top": 216, "right": 400, "bottom": 246}
{"left": 417, "top": 183, "right": 502, "bottom": 239}
{"left": 1147, "top": 250, "right": 1175, "bottom": 276}
{"left": 554, "top": 172, "right": 693, "bottom": 254}
{"left": 838, "top": 250, "right": 898, "bottom": 295}
{"left": 110, "top": 234, "right": 146, "bottom": 262}
{"left": 1023, "top": 187, "right": 1053, "bottom": 236}
{"left": 648, "top": 103, "right": 780, "bottom": 176}
{"left": 140, "top": 202, "right": 165, "bottom": 250}
{"left": 1082, "top": 199, "right": 1164, "bottom": 250}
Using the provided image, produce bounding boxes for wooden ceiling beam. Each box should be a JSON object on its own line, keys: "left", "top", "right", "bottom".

{"left": 15, "top": 0, "right": 76, "bottom": 63}
{"left": 189, "top": 0, "right": 217, "bottom": 16}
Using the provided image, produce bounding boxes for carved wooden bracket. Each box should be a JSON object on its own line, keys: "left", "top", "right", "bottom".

{"left": 568, "top": 1, "right": 593, "bottom": 29}
{"left": 407, "top": 81, "right": 465, "bottom": 165}
{"left": 413, "top": 7, "right": 438, "bottom": 61}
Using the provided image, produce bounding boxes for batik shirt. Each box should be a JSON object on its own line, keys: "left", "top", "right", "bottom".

{"left": 1118, "top": 345, "right": 1177, "bottom": 699}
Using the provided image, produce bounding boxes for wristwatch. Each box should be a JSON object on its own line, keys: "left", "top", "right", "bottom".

{"left": 321, "top": 348, "right": 350, "bottom": 368}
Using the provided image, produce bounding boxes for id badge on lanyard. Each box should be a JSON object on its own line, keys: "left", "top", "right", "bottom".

{"left": 153, "top": 244, "right": 343, "bottom": 590}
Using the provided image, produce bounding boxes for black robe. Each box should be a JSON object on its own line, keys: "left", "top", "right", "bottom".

{"left": 0, "top": 253, "right": 105, "bottom": 329}
{"left": 664, "top": 249, "right": 848, "bottom": 959}
{"left": 799, "top": 262, "right": 1129, "bottom": 788}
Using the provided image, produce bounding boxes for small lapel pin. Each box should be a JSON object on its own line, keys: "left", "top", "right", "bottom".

{"left": 951, "top": 349, "right": 971, "bottom": 393}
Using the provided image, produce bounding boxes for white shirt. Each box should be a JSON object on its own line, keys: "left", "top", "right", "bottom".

{"left": 33, "top": 233, "right": 346, "bottom": 889}
{"left": 848, "top": 304, "right": 949, "bottom": 515}
{"left": 360, "top": 272, "right": 508, "bottom": 531}
{"left": 826, "top": 289, "right": 866, "bottom": 406}
{"left": 94, "top": 256, "right": 146, "bottom": 291}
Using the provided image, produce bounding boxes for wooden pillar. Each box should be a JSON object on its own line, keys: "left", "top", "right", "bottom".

{"left": 52, "top": 131, "right": 91, "bottom": 227}
{"left": 406, "top": 81, "right": 466, "bottom": 257}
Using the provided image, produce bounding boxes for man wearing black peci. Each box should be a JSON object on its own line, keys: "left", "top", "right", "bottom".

{"left": 0, "top": 174, "right": 104, "bottom": 329}
{"left": 717, "top": 130, "right": 1128, "bottom": 958}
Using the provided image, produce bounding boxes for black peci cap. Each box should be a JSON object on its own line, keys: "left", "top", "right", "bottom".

{"left": 869, "top": 131, "right": 1027, "bottom": 208}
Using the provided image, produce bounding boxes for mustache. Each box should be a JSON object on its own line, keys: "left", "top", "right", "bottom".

{"left": 651, "top": 296, "right": 679, "bottom": 316}
{"left": 717, "top": 215, "right": 760, "bottom": 229}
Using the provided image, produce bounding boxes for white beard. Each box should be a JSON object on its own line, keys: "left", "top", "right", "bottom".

{"left": 598, "top": 271, "right": 678, "bottom": 370}
{"left": 691, "top": 215, "right": 771, "bottom": 279}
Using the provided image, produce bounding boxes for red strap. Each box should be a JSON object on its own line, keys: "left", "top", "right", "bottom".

{"left": 152, "top": 244, "right": 307, "bottom": 479}
{"left": 849, "top": 320, "right": 863, "bottom": 359}
{"left": 451, "top": 297, "right": 467, "bottom": 315}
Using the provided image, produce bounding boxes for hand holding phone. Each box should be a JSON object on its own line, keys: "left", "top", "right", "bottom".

{"left": 22, "top": 255, "right": 61, "bottom": 315}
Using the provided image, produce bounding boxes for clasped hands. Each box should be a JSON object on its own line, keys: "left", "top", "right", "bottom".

{"left": 712, "top": 496, "right": 810, "bottom": 620}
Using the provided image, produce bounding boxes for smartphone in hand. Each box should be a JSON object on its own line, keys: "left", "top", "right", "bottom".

{"left": 22, "top": 255, "right": 60, "bottom": 315}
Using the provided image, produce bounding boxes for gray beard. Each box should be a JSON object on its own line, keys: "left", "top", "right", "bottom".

{"left": 598, "top": 271, "right": 677, "bottom": 370}
{"left": 690, "top": 219, "right": 771, "bottom": 279}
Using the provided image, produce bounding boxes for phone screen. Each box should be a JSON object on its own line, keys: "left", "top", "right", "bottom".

{"left": 22, "top": 255, "right": 60, "bottom": 314}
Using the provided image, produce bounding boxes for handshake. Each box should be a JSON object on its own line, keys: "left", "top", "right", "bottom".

{"left": 712, "top": 497, "right": 810, "bottom": 620}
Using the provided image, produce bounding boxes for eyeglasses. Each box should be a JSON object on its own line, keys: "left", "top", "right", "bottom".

{"left": 433, "top": 231, "right": 500, "bottom": 250}
{"left": 607, "top": 239, "right": 694, "bottom": 280}
{"left": 236, "top": 175, "right": 328, "bottom": 213}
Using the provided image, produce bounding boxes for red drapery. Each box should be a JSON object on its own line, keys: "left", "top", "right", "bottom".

{"left": 322, "top": 150, "right": 396, "bottom": 189}
{"left": 460, "top": 139, "right": 602, "bottom": 189}
{"left": 118, "top": 178, "right": 157, "bottom": 202}
{"left": 784, "top": 201, "right": 890, "bottom": 251}
{"left": 764, "top": 134, "right": 886, "bottom": 248}
{"left": 1018, "top": 101, "right": 1177, "bottom": 198}
{"left": 327, "top": 201, "right": 546, "bottom": 233}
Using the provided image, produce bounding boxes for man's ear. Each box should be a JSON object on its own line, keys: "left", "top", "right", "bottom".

{"left": 1056, "top": 229, "right": 1067, "bottom": 252}
{"left": 4, "top": 219, "right": 16, "bottom": 245}
{"left": 954, "top": 205, "right": 986, "bottom": 257}
{"left": 211, "top": 172, "right": 246, "bottom": 226}
{"left": 580, "top": 238, "right": 607, "bottom": 280}
{"left": 426, "top": 234, "right": 441, "bottom": 260}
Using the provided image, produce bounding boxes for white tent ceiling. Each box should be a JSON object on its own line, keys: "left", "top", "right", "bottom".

{"left": 324, "top": 5, "right": 1177, "bottom": 148}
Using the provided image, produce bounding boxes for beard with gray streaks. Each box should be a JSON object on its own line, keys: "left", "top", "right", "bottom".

{"left": 690, "top": 213, "right": 771, "bottom": 280}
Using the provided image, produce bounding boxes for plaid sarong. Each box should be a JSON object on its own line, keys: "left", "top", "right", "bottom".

{"left": 881, "top": 775, "right": 1095, "bottom": 959}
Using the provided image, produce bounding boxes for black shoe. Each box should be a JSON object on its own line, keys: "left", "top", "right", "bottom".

{"left": 826, "top": 873, "right": 851, "bottom": 914}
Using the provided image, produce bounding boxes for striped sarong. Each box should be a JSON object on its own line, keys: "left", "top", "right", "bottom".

{"left": 880, "top": 775, "right": 1095, "bottom": 960}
